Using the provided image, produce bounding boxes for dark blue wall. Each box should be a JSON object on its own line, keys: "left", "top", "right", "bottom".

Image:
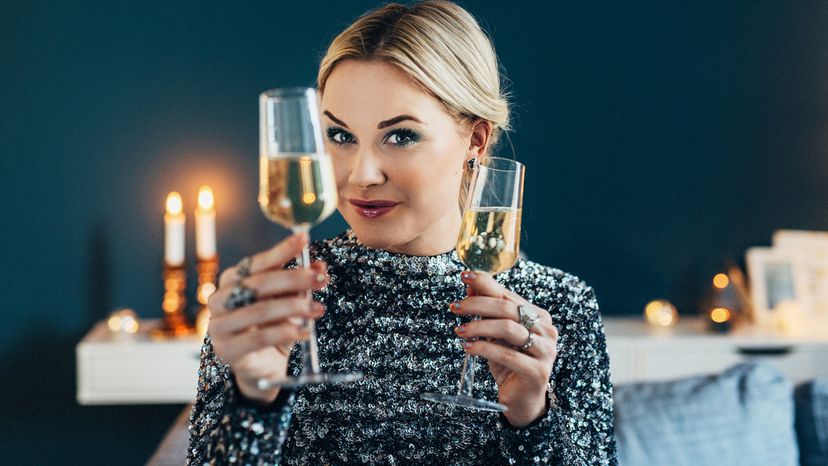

{"left": 2, "top": 1, "right": 827, "bottom": 463}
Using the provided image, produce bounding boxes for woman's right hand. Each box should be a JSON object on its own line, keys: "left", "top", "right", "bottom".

{"left": 206, "top": 232, "right": 329, "bottom": 405}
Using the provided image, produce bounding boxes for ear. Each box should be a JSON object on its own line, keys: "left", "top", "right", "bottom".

{"left": 465, "top": 119, "right": 493, "bottom": 161}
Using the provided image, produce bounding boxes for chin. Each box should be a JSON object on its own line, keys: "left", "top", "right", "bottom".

{"left": 346, "top": 220, "right": 408, "bottom": 251}
{"left": 339, "top": 204, "right": 407, "bottom": 249}
{"left": 349, "top": 226, "right": 397, "bottom": 249}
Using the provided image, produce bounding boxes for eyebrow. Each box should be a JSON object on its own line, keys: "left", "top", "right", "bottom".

{"left": 377, "top": 114, "right": 424, "bottom": 129}
{"left": 323, "top": 111, "right": 424, "bottom": 130}
{"left": 323, "top": 111, "right": 349, "bottom": 128}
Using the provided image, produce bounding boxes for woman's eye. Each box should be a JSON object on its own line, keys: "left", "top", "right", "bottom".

{"left": 385, "top": 128, "right": 421, "bottom": 147}
{"left": 326, "top": 127, "right": 355, "bottom": 145}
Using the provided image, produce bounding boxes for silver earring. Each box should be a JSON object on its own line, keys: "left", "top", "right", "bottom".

{"left": 466, "top": 157, "right": 479, "bottom": 171}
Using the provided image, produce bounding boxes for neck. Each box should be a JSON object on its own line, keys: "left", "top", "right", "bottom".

{"left": 383, "top": 208, "right": 461, "bottom": 256}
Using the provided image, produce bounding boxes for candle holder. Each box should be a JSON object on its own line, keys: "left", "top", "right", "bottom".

{"left": 151, "top": 262, "right": 193, "bottom": 339}
{"left": 195, "top": 255, "right": 220, "bottom": 338}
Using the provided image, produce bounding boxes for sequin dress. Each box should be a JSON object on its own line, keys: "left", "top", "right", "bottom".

{"left": 187, "top": 230, "right": 617, "bottom": 465}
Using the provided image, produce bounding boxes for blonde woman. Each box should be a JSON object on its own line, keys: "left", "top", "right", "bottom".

{"left": 188, "top": 1, "right": 616, "bottom": 464}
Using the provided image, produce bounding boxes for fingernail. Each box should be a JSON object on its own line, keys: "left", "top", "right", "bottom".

{"left": 311, "top": 302, "right": 324, "bottom": 312}
{"left": 315, "top": 273, "right": 327, "bottom": 283}
{"left": 449, "top": 301, "right": 461, "bottom": 311}
{"left": 454, "top": 324, "right": 466, "bottom": 333}
{"left": 462, "top": 340, "right": 473, "bottom": 349}
{"left": 461, "top": 271, "right": 477, "bottom": 280}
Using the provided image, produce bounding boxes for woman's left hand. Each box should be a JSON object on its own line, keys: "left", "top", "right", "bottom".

{"left": 451, "top": 271, "right": 559, "bottom": 427}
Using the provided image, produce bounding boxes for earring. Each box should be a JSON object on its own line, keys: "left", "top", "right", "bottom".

{"left": 466, "top": 157, "right": 479, "bottom": 171}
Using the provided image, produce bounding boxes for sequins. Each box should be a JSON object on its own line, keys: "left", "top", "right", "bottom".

{"left": 187, "top": 230, "right": 617, "bottom": 465}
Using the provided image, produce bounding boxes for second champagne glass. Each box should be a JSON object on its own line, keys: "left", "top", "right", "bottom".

{"left": 256, "top": 87, "right": 362, "bottom": 389}
{"left": 421, "top": 156, "right": 525, "bottom": 411}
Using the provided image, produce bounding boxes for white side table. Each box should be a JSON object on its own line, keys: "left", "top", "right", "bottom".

{"left": 76, "top": 316, "right": 828, "bottom": 405}
{"left": 76, "top": 319, "right": 203, "bottom": 405}
{"left": 604, "top": 316, "right": 828, "bottom": 385}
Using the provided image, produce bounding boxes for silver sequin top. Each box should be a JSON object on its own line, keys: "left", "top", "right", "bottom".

{"left": 187, "top": 230, "right": 617, "bottom": 465}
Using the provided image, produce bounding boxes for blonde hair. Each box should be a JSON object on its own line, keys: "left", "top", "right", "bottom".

{"left": 317, "top": 0, "right": 510, "bottom": 152}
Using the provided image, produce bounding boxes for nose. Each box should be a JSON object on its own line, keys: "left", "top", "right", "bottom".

{"left": 347, "top": 146, "right": 386, "bottom": 189}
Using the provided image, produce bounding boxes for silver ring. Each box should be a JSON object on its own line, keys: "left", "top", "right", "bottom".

{"left": 224, "top": 282, "right": 258, "bottom": 310}
{"left": 518, "top": 331, "right": 535, "bottom": 351}
{"left": 518, "top": 304, "right": 539, "bottom": 331}
{"left": 236, "top": 256, "right": 253, "bottom": 279}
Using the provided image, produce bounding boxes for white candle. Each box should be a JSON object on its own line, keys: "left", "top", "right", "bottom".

{"left": 195, "top": 185, "right": 217, "bottom": 260}
{"left": 164, "top": 192, "right": 186, "bottom": 266}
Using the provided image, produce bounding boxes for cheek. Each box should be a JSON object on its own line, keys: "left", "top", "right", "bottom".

{"left": 395, "top": 170, "right": 427, "bottom": 204}
{"left": 333, "top": 158, "right": 351, "bottom": 196}
{"left": 425, "top": 139, "right": 466, "bottom": 200}
{"left": 397, "top": 157, "right": 462, "bottom": 211}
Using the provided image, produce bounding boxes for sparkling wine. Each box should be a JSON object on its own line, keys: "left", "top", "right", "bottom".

{"left": 456, "top": 207, "right": 521, "bottom": 274}
{"left": 258, "top": 153, "right": 338, "bottom": 229}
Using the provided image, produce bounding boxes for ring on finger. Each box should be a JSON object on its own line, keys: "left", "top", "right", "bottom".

{"left": 224, "top": 282, "right": 258, "bottom": 310}
{"left": 236, "top": 256, "right": 253, "bottom": 279}
{"left": 518, "top": 329, "right": 536, "bottom": 351}
{"left": 518, "top": 304, "right": 540, "bottom": 331}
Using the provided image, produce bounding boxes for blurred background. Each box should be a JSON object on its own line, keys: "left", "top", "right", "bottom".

{"left": 2, "top": 0, "right": 827, "bottom": 463}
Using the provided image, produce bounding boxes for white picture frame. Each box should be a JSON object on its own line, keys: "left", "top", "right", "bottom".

{"left": 772, "top": 229, "right": 828, "bottom": 319}
{"left": 745, "top": 246, "right": 812, "bottom": 325}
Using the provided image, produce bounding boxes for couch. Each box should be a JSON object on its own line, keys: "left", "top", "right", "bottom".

{"left": 613, "top": 361, "right": 827, "bottom": 466}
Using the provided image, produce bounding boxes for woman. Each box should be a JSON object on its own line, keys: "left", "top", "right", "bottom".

{"left": 188, "top": 1, "right": 616, "bottom": 464}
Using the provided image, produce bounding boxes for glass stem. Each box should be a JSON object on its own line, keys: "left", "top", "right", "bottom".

{"left": 293, "top": 225, "right": 319, "bottom": 374}
{"left": 457, "top": 287, "right": 479, "bottom": 398}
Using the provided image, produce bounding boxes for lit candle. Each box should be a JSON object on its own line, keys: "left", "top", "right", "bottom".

{"left": 709, "top": 306, "right": 732, "bottom": 333}
{"left": 713, "top": 273, "right": 730, "bottom": 289}
{"left": 644, "top": 299, "right": 678, "bottom": 327}
{"left": 164, "top": 192, "right": 186, "bottom": 266}
{"left": 195, "top": 186, "right": 217, "bottom": 260}
{"left": 107, "top": 308, "right": 139, "bottom": 335}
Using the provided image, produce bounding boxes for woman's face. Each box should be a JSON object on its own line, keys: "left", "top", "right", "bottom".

{"left": 321, "top": 60, "right": 485, "bottom": 255}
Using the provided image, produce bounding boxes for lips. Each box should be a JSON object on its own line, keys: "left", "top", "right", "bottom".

{"left": 348, "top": 198, "right": 399, "bottom": 219}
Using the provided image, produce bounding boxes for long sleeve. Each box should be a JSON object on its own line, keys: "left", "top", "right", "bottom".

{"left": 186, "top": 335, "right": 296, "bottom": 466}
{"left": 496, "top": 281, "right": 617, "bottom": 465}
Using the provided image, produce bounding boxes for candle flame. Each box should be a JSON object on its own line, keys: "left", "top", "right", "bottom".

{"left": 713, "top": 273, "right": 729, "bottom": 289}
{"left": 198, "top": 186, "right": 215, "bottom": 210}
{"left": 710, "top": 307, "right": 731, "bottom": 323}
{"left": 166, "top": 192, "right": 183, "bottom": 215}
{"left": 644, "top": 299, "right": 677, "bottom": 327}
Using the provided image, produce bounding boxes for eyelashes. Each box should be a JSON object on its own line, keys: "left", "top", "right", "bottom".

{"left": 326, "top": 127, "right": 421, "bottom": 148}
{"left": 327, "top": 127, "right": 355, "bottom": 146}
{"left": 384, "top": 128, "right": 420, "bottom": 147}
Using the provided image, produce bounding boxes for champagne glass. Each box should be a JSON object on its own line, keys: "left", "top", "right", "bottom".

{"left": 256, "top": 87, "right": 362, "bottom": 389}
{"left": 421, "top": 156, "right": 525, "bottom": 411}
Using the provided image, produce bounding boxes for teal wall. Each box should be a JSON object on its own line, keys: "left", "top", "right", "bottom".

{"left": 2, "top": 1, "right": 827, "bottom": 463}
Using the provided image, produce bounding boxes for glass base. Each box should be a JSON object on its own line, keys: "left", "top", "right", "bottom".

{"left": 420, "top": 391, "right": 508, "bottom": 412}
{"left": 257, "top": 371, "right": 363, "bottom": 390}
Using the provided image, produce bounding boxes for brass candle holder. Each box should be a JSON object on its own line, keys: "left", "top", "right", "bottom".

{"left": 195, "top": 255, "right": 219, "bottom": 338}
{"left": 151, "top": 262, "right": 193, "bottom": 339}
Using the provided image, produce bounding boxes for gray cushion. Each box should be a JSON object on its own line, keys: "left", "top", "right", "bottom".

{"left": 794, "top": 378, "right": 828, "bottom": 466}
{"left": 613, "top": 362, "right": 798, "bottom": 466}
